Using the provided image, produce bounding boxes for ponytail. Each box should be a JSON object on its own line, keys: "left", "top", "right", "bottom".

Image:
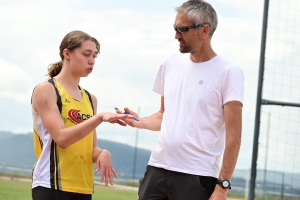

{"left": 47, "top": 61, "right": 63, "bottom": 78}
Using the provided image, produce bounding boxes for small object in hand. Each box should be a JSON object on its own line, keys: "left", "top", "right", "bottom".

{"left": 114, "top": 107, "right": 139, "bottom": 121}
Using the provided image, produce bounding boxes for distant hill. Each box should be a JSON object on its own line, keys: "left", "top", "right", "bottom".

{"left": 0, "top": 130, "right": 17, "bottom": 141}
{"left": 0, "top": 131, "right": 151, "bottom": 179}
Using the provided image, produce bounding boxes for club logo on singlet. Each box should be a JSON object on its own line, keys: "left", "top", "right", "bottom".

{"left": 68, "top": 109, "right": 92, "bottom": 124}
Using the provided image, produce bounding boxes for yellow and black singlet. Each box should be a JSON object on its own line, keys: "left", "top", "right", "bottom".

{"left": 32, "top": 78, "right": 95, "bottom": 194}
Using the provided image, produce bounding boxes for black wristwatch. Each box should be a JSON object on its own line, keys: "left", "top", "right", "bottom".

{"left": 217, "top": 179, "right": 231, "bottom": 190}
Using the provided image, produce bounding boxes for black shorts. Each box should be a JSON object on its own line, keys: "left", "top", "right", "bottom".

{"left": 138, "top": 165, "right": 217, "bottom": 200}
{"left": 32, "top": 186, "right": 92, "bottom": 200}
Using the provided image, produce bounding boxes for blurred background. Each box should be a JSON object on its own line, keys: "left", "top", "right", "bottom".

{"left": 0, "top": 0, "right": 299, "bottom": 199}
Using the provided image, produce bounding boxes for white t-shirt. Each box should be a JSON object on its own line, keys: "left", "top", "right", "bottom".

{"left": 148, "top": 53, "right": 244, "bottom": 178}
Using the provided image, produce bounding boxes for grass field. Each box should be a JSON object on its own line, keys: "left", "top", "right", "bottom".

{"left": 2, "top": 177, "right": 298, "bottom": 200}
{"left": 0, "top": 178, "right": 137, "bottom": 200}
{"left": 0, "top": 178, "right": 249, "bottom": 200}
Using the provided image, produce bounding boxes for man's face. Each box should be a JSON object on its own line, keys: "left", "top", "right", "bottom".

{"left": 174, "top": 12, "right": 199, "bottom": 53}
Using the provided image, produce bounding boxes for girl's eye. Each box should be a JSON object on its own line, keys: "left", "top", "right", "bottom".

{"left": 83, "top": 54, "right": 90, "bottom": 57}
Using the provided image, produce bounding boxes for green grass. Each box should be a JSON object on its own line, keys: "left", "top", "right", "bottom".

{"left": 93, "top": 185, "right": 137, "bottom": 200}
{"left": 0, "top": 178, "right": 247, "bottom": 200}
{"left": 0, "top": 179, "right": 32, "bottom": 200}
{"left": 2, "top": 178, "right": 299, "bottom": 200}
{"left": 0, "top": 178, "right": 137, "bottom": 200}
{"left": 0, "top": 178, "right": 251, "bottom": 200}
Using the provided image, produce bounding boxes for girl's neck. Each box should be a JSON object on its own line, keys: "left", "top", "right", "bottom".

{"left": 54, "top": 72, "right": 82, "bottom": 101}
{"left": 54, "top": 68, "right": 80, "bottom": 90}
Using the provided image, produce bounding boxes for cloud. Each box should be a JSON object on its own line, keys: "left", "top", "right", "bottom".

{"left": 214, "top": 0, "right": 264, "bottom": 16}
{"left": 80, "top": 74, "right": 157, "bottom": 109}
{"left": 0, "top": 58, "right": 35, "bottom": 102}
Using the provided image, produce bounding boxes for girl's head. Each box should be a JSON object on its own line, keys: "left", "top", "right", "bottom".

{"left": 47, "top": 30, "right": 100, "bottom": 77}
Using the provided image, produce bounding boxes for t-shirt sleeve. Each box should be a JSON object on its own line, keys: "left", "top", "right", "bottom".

{"left": 152, "top": 63, "right": 165, "bottom": 96}
{"left": 222, "top": 66, "right": 244, "bottom": 105}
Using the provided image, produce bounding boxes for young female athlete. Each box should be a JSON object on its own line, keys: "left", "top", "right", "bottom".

{"left": 31, "top": 30, "right": 133, "bottom": 200}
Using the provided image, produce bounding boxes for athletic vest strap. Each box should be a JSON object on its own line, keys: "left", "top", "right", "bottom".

{"left": 84, "top": 89, "right": 94, "bottom": 115}
{"left": 48, "top": 78, "right": 62, "bottom": 114}
{"left": 47, "top": 78, "right": 94, "bottom": 114}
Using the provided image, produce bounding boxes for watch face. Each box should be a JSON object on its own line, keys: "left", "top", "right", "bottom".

{"left": 223, "top": 180, "right": 229, "bottom": 187}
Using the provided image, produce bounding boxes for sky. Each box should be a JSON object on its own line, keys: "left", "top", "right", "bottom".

{"left": 0, "top": 0, "right": 281, "bottom": 171}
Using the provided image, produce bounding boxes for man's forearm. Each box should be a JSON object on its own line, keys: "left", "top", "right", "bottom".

{"left": 219, "top": 135, "right": 241, "bottom": 180}
{"left": 139, "top": 111, "right": 163, "bottom": 131}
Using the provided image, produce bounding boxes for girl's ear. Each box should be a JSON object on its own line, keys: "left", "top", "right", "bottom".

{"left": 62, "top": 48, "right": 70, "bottom": 60}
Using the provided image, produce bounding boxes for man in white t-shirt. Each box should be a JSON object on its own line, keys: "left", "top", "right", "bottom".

{"left": 117, "top": 0, "right": 244, "bottom": 199}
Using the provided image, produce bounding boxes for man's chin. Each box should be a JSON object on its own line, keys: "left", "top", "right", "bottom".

{"left": 179, "top": 48, "right": 189, "bottom": 53}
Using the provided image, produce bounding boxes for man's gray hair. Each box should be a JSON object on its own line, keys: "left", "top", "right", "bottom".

{"left": 175, "top": 0, "right": 218, "bottom": 37}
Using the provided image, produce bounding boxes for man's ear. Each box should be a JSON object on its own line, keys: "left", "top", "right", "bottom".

{"left": 200, "top": 25, "right": 211, "bottom": 38}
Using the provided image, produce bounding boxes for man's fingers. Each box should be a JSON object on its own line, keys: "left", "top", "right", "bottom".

{"left": 124, "top": 107, "right": 131, "bottom": 114}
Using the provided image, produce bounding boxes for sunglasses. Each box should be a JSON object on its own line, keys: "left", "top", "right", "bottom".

{"left": 173, "top": 23, "right": 211, "bottom": 35}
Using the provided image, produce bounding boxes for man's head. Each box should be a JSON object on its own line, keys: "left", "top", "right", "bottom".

{"left": 175, "top": 0, "right": 218, "bottom": 38}
{"left": 173, "top": 0, "right": 218, "bottom": 54}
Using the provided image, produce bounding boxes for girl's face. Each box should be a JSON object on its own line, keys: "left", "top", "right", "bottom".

{"left": 68, "top": 40, "right": 99, "bottom": 77}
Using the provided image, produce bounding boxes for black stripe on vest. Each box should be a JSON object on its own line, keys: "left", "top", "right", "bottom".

{"left": 48, "top": 78, "right": 62, "bottom": 190}
{"left": 49, "top": 141, "right": 56, "bottom": 189}
{"left": 84, "top": 89, "right": 94, "bottom": 115}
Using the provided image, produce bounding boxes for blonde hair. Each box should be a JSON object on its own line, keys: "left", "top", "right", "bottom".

{"left": 47, "top": 30, "right": 100, "bottom": 77}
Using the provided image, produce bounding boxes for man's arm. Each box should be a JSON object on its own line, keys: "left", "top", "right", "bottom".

{"left": 117, "top": 96, "right": 165, "bottom": 131}
{"left": 210, "top": 100, "right": 242, "bottom": 199}
{"left": 140, "top": 96, "right": 164, "bottom": 130}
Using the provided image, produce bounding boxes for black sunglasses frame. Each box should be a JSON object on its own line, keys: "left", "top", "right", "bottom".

{"left": 173, "top": 23, "right": 211, "bottom": 35}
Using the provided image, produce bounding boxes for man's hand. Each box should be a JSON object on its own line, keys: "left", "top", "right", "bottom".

{"left": 209, "top": 185, "right": 228, "bottom": 200}
{"left": 115, "top": 107, "right": 141, "bottom": 128}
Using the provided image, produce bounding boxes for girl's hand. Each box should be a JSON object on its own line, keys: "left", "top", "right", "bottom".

{"left": 95, "top": 149, "right": 118, "bottom": 186}
{"left": 99, "top": 112, "right": 134, "bottom": 126}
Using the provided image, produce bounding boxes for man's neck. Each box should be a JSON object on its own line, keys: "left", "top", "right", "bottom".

{"left": 190, "top": 50, "right": 217, "bottom": 63}
{"left": 189, "top": 40, "right": 217, "bottom": 63}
